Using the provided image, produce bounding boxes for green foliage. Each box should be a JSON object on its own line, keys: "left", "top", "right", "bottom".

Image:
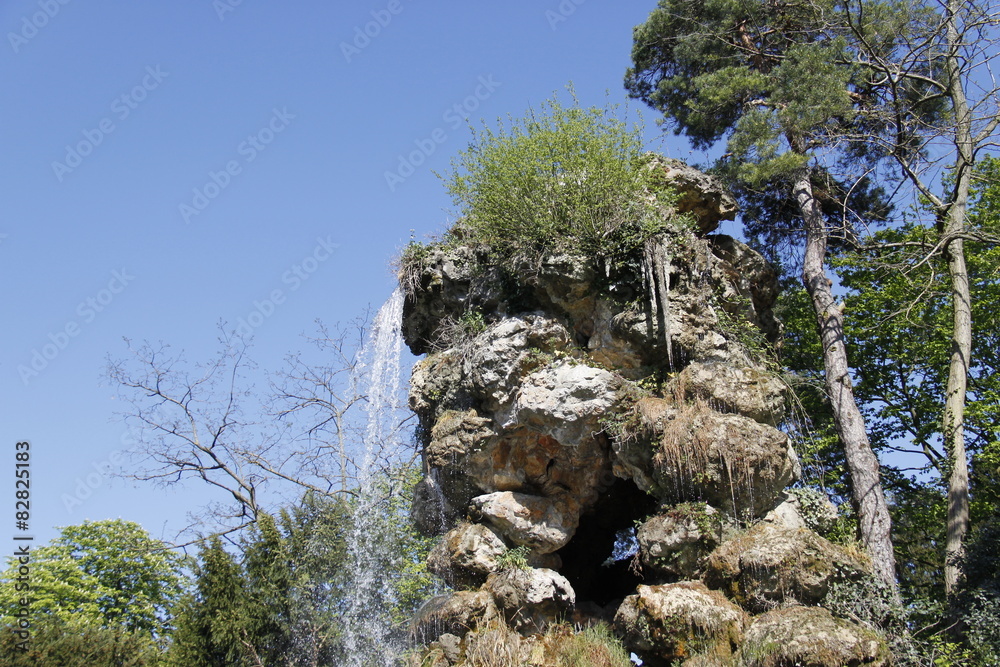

{"left": 0, "top": 519, "right": 189, "bottom": 641}
{"left": 495, "top": 545, "right": 530, "bottom": 571}
{"left": 168, "top": 470, "right": 437, "bottom": 666}
{"left": 441, "top": 91, "right": 678, "bottom": 265}
{"left": 0, "top": 617, "right": 165, "bottom": 667}
{"left": 953, "top": 519, "right": 1000, "bottom": 664}
{"left": 165, "top": 537, "right": 246, "bottom": 667}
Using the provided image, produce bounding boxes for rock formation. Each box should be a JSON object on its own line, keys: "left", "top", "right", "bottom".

{"left": 402, "top": 158, "right": 888, "bottom": 666}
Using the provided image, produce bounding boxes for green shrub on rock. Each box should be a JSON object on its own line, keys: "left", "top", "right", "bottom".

{"left": 440, "top": 91, "right": 678, "bottom": 264}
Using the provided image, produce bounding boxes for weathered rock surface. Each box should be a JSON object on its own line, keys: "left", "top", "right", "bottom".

{"left": 485, "top": 567, "right": 575, "bottom": 633}
{"left": 463, "top": 315, "right": 573, "bottom": 411}
{"left": 646, "top": 156, "right": 738, "bottom": 234}
{"left": 471, "top": 492, "right": 579, "bottom": 554}
{"left": 427, "top": 522, "right": 508, "bottom": 589}
{"left": 411, "top": 590, "right": 498, "bottom": 643}
{"left": 638, "top": 503, "right": 733, "bottom": 579}
{"left": 613, "top": 398, "right": 800, "bottom": 518}
{"left": 401, "top": 159, "right": 873, "bottom": 662}
{"left": 670, "top": 361, "right": 786, "bottom": 426}
{"left": 651, "top": 405, "right": 798, "bottom": 518}
{"left": 615, "top": 582, "right": 747, "bottom": 665}
{"left": 735, "top": 606, "right": 889, "bottom": 666}
{"left": 707, "top": 523, "right": 871, "bottom": 612}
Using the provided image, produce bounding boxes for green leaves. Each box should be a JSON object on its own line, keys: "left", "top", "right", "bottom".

{"left": 0, "top": 519, "right": 190, "bottom": 639}
{"left": 442, "top": 91, "right": 675, "bottom": 264}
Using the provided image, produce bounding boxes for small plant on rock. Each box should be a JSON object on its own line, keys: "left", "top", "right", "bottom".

{"left": 495, "top": 545, "right": 531, "bottom": 571}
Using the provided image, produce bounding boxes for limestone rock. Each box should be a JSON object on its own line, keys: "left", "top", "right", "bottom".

{"left": 647, "top": 156, "right": 737, "bottom": 234}
{"left": 708, "top": 235, "right": 781, "bottom": 345}
{"left": 670, "top": 361, "right": 786, "bottom": 426}
{"left": 463, "top": 315, "right": 572, "bottom": 411}
{"left": 615, "top": 582, "right": 747, "bottom": 665}
{"left": 501, "top": 360, "right": 618, "bottom": 444}
{"left": 486, "top": 567, "right": 576, "bottom": 633}
{"left": 471, "top": 492, "right": 578, "bottom": 554}
{"left": 706, "top": 523, "right": 871, "bottom": 612}
{"left": 616, "top": 398, "right": 799, "bottom": 518}
{"left": 409, "top": 351, "right": 468, "bottom": 426}
{"left": 736, "top": 606, "right": 889, "bottom": 666}
{"left": 412, "top": 473, "right": 457, "bottom": 536}
{"left": 427, "top": 522, "right": 509, "bottom": 589}
{"left": 421, "top": 409, "right": 496, "bottom": 529}
{"left": 401, "top": 245, "right": 508, "bottom": 355}
{"left": 638, "top": 503, "right": 733, "bottom": 579}
{"left": 761, "top": 493, "right": 808, "bottom": 531}
{"left": 411, "top": 590, "right": 497, "bottom": 643}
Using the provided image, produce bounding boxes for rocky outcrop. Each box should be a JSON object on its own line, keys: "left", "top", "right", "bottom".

{"left": 486, "top": 567, "right": 575, "bottom": 633}
{"left": 706, "top": 523, "right": 871, "bottom": 612}
{"left": 736, "top": 606, "right": 890, "bottom": 666}
{"left": 614, "top": 582, "right": 747, "bottom": 665}
{"left": 401, "top": 159, "right": 887, "bottom": 663}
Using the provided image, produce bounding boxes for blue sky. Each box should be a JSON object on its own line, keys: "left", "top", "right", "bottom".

{"left": 0, "top": 1, "right": 700, "bottom": 547}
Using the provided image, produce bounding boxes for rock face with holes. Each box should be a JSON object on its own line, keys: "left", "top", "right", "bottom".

{"left": 402, "top": 159, "right": 888, "bottom": 666}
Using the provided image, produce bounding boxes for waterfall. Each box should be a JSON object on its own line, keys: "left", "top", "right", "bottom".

{"left": 341, "top": 287, "right": 410, "bottom": 666}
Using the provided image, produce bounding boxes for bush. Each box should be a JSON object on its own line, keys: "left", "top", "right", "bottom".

{"left": 955, "top": 518, "right": 1000, "bottom": 664}
{"left": 441, "top": 91, "right": 675, "bottom": 264}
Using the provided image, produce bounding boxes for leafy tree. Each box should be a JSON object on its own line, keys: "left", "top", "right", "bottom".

{"left": 0, "top": 618, "right": 164, "bottom": 667}
{"left": 627, "top": 0, "right": 1000, "bottom": 594}
{"left": 168, "top": 483, "right": 435, "bottom": 667}
{"left": 625, "top": 0, "right": 901, "bottom": 589}
{"left": 0, "top": 519, "right": 189, "bottom": 639}
{"left": 829, "top": 157, "right": 1000, "bottom": 622}
{"left": 167, "top": 536, "right": 249, "bottom": 667}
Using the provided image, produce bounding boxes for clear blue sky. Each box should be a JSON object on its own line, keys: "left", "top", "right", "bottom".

{"left": 1, "top": 0, "right": 700, "bottom": 547}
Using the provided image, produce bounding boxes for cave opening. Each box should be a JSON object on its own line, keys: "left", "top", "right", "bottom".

{"left": 555, "top": 477, "right": 657, "bottom": 611}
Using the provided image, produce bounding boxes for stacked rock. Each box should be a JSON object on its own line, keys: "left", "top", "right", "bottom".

{"left": 403, "top": 159, "right": 889, "bottom": 666}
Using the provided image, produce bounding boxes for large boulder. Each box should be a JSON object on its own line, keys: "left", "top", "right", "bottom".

{"left": 735, "top": 606, "right": 890, "bottom": 666}
{"left": 427, "top": 522, "right": 508, "bottom": 589}
{"left": 615, "top": 582, "right": 747, "bottom": 666}
{"left": 500, "top": 360, "right": 618, "bottom": 444}
{"left": 707, "top": 523, "right": 871, "bottom": 612}
{"left": 471, "top": 492, "right": 579, "bottom": 554}
{"left": 646, "top": 156, "right": 737, "bottom": 234}
{"left": 411, "top": 590, "right": 498, "bottom": 644}
{"left": 670, "top": 361, "right": 786, "bottom": 426}
{"left": 463, "top": 315, "right": 573, "bottom": 411}
{"left": 638, "top": 503, "right": 734, "bottom": 579}
{"left": 616, "top": 398, "right": 800, "bottom": 518}
{"left": 485, "top": 567, "right": 576, "bottom": 633}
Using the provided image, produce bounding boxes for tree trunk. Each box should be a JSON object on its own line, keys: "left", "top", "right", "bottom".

{"left": 795, "top": 168, "right": 898, "bottom": 592}
{"left": 942, "top": 232, "right": 971, "bottom": 595}
{"left": 941, "top": 0, "right": 973, "bottom": 592}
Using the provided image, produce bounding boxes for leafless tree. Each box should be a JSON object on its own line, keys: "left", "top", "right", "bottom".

{"left": 108, "top": 317, "right": 416, "bottom": 539}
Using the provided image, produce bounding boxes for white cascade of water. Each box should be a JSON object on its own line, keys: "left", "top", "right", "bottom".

{"left": 341, "top": 287, "right": 410, "bottom": 666}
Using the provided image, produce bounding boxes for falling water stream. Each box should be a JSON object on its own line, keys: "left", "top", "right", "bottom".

{"left": 341, "top": 287, "right": 409, "bottom": 666}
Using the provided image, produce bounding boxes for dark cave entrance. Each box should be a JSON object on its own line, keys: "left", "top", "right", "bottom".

{"left": 555, "top": 477, "right": 657, "bottom": 610}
